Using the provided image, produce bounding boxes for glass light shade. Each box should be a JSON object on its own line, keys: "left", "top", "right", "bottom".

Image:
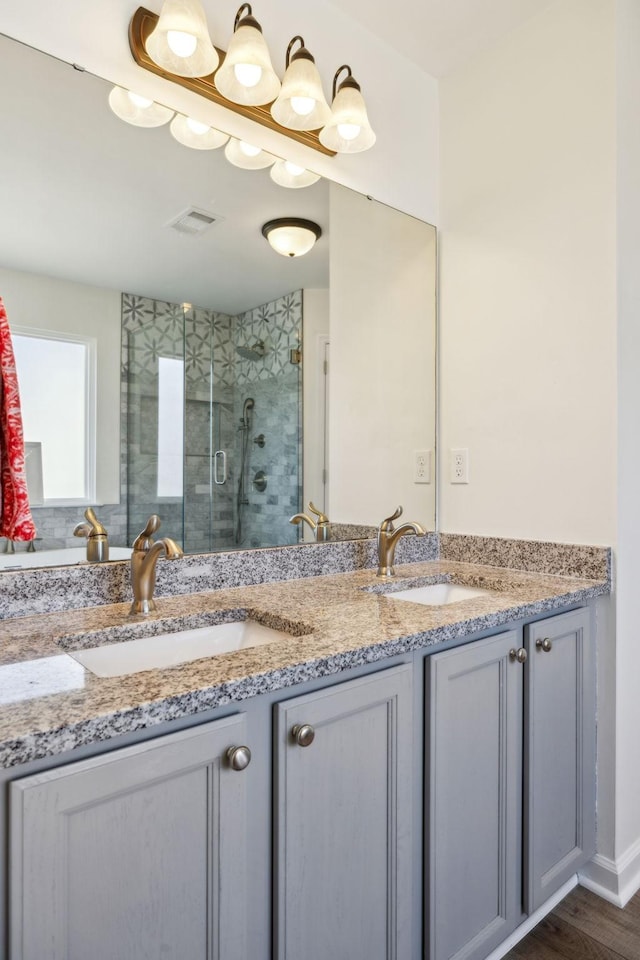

{"left": 108, "top": 86, "right": 174, "bottom": 127}
{"left": 262, "top": 218, "right": 321, "bottom": 257}
{"left": 224, "top": 137, "right": 276, "bottom": 169}
{"left": 215, "top": 23, "right": 281, "bottom": 106}
{"left": 170, "top": 114, "right": 229, "bottom": 149}
{"left": 145, "top": 0, "right": 219, "bottom": 78}
{"left": 319, "top": 83, "right": 376, "bottom": 153}
{"left": 270, "top": 56, "right": 331, "bottom": 131}
{"left": 270, "top": 159, "right": 321, "bottom": 189}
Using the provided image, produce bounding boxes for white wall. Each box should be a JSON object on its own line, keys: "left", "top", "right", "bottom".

{"left": 302, "top": 289, "right": 329, "bottom": 529}
{"left": 614, "top": 0, "right": 640, "bottom": 887}
{"left": 0, "top": 267, "right": 121, "bottom": 504}
{"left": 329, "top": 185, "right": 437, "bottom": 527}
{"left": 0, "top": 0, "right": 439, "bottom": 225}
{"left": 438, "top": 0, "right": 617, "bottom": 545}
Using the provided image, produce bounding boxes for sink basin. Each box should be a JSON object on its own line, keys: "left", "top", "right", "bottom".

{"left": 67, "top": 619, "right": 293, "bottom": 677}
{"left": 385, "top": 583, "right": 494, "bottom": 606}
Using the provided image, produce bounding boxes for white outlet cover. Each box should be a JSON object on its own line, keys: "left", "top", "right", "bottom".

{"left": 450, "top": 448, "right": 469, "bottom": 484}
{"left": 414, "top": 449, "right": 432, "bottom": 484}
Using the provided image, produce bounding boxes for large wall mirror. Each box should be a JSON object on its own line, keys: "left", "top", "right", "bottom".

{"left": 0, "top": 31, "right": 436, "bottom": 569}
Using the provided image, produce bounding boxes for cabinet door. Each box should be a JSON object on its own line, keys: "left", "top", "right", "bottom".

{"left": 10, "top": 715, "right": 249, "bottom": 960}
{"left": 427, "top": 630, "right": 523, "bottom": 960}
{"left": 274, "top": 663, "right": 413, "bottom": 960}
{"left": 524, "top": 608, "right": 595, "bottom": 912}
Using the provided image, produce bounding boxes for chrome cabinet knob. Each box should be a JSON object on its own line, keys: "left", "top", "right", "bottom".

{"left": 536, "top": 637, "right": 553, "bottom": 653}
{"left": 291, "top": 724, "right": 315, "bottom": 747}
{"left": 509, "top": 647, "right": 528, "bottom": 664}
{"left": 226, "top": 745, "right": 251, "bottom": 771}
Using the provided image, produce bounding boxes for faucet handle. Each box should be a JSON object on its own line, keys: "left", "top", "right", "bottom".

{"left": 132, "top": 514, "right": 162, "bottom": 552}
{"left": 379, "top": 506, "right": 403, "bottom": 531}
{"left": 308, "top": 501, "right": 329, "bottom": 525}
{"left": 84, "top": 507, "right": 108, "bottom": 537}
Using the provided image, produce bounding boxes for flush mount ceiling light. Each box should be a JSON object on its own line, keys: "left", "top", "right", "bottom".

{"left": 108, "top": 86, "right": 175, "bottom": 127}
{"left": 145, "top": 0, "right": 219, "bottom": 77}
{"left": 270, "top": 37, "right": 332, "bottom": 132}
{"left": 270, "top": 159, "right": 321, "bottom": 189}
{"left": 225, "top": 137, "right": 276, "bottom": 169}
{"left": 320, "top": 65, "right": 376, "bottom": 154}
{"left": 169, "top": 113, "right": 229, "bottom": 149}
{"left": 214, "top": 4, "right": 281, "bottom": 106}
{"left": 261, "top": 218, "right": 322, "bottom": 257}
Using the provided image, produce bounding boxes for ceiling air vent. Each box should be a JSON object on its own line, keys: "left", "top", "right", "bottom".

{"left": 167, "top": 207, "right": 223, "bottom": 237}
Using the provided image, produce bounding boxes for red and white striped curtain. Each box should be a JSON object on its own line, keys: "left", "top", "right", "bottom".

{"left": 0, "top": 297, "right": 36, "bottom": 541}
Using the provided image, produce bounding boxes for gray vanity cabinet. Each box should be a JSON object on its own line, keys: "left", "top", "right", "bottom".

{"left": 274, "top": 663, "right": 414, "bottom": 960}
{"left": 524, "top": 609, "right": 596, "bottom": 913}
{"left": 427, "top": 629, "right": 524, "bottom": 960}
{"left": 9, "top": 714, "right": 250, "bottom": 960}
{"left": 427, "top": 608, "right": 595, "bottom": 960}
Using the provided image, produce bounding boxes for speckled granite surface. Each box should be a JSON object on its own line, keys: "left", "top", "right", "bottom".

{"left": 0, "top": 533, "right": 439, "bottom": 620}
{"left": 0, "top": 558, "right": 608, "bottom": 770}
{"left": 439, "top": 534, "right": 610, "bottom": 581}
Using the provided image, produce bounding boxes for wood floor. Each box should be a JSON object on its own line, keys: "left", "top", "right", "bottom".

{"left": 504, "top": 886, "right": 640, "bottom": 960}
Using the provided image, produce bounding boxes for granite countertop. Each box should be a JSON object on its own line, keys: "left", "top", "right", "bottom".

{"left": 0, "top": 559, "right": 608, "bottom": 771}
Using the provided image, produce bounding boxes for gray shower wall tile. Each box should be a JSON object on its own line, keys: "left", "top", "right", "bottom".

{"left": 122, "top": 289, "right": 303, "bottom": 555}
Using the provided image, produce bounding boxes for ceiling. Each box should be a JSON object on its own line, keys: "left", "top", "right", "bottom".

{"left": 0, "top": 33, "right": 329, "bottom": 314}
{"left": 329, "top": 0, "right": 553, "bottom": 77}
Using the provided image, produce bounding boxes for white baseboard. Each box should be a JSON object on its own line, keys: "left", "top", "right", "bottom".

{"left": 483, "top": 876, "right": 578, "bottom": 960}
{"left": 579, "top": 837, "right": 640, "bottom": 908}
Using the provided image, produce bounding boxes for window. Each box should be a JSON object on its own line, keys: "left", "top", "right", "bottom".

{"left": 157, "top": 356, "right": 184, "bottom": 498}
{"left": 12, "top": 329, "right": 96, "bottom": 503}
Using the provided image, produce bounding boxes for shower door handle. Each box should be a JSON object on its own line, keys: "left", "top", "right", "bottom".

{"left": 214, "top": 450, "right": 227, "bottom": 485}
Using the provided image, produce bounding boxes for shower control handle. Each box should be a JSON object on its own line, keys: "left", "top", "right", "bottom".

{"left": 214, "top": 450, "right": 227, "bottom": 485}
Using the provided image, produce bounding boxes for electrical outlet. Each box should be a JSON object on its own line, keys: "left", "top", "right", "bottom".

{"left": 450, "top": 448, "right": 469, "bottom": 484}
{"left": 414, "top": 449, "right": 431, "bottom": 484}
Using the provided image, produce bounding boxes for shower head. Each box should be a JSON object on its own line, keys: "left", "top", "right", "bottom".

{"left": 237, "top": 339, "right": 267, "bottom": 361}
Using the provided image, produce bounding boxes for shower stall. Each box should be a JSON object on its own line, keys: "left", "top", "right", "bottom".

{"left": 122, "top": 292, "right": 303, "bottom": 553}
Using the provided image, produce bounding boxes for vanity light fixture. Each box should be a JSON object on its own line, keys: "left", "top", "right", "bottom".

{"left": 270, "top": 37, "right": 332, "bottom": 132}
{"left": 270, "top": 159, "right": 320, "bottom": 189}
{"left": 214, "top": 4, "right": 281, "bottom": 106}
{"left": 319, "top": 65, "right": 376, "bottom": 154}
{"left": 261, "top": 218, "right": 321, "bottom": 257}
{"left": 225, "top": 137, "right": 276, "bottom": 169}
{"left": 145, "top": 0, "right": 219, "bottom": 77}
{"left": 129, "top": 7, "right": 375, "bottom": 156}
{"left": 169, "top": 113, "right": 229, "bottom": 149}
{"left": 108, "top": 85, "right": 175, "bottom": 127}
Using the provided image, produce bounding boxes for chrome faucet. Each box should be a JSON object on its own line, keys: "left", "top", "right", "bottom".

{"left": 73, "top": 507, "right": 109, "bottom": 562}
{"left": 289, "top": 501, "right": 330, "bottom": 542}
{"left": 130, "top": 515, "right": 184, "bottom": 615}
{"left": 377, "top": 506, "right": 426, "bottom": 577}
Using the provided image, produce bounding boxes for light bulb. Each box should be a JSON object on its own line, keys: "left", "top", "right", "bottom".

{"left": 337, "top": 122, "right": 361, "bottom": 141}
{"left": 128, "top": 91, "right": 153, "bottom": 109}
{"left": 239, "top": 141, "right": 261, "bottom": 157}
{"left": 284, "top": 161, "right": 305, "bottom": 177}
{"left": 186, "top": 117, "right": 210, "bottom": 135}
{"left": 290, "top": 96, "right": 315, "bottom": 117}
{"left": 167, "top": 30, "right": 198, "bottom": 58}
{"left": 234, "top": 62, "right": 263, "bottom": 88}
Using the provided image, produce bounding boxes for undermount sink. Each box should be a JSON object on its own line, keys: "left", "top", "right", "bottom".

{"left": 66, "top": 619, "right": 297, "bottom": 678}
{"left": 385, "top": 583, "right": 494, "bottom": 606}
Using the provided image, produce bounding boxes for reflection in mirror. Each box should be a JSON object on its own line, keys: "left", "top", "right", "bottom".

{"left": 0, "top": 32, "right": 436, "bottom": 569}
